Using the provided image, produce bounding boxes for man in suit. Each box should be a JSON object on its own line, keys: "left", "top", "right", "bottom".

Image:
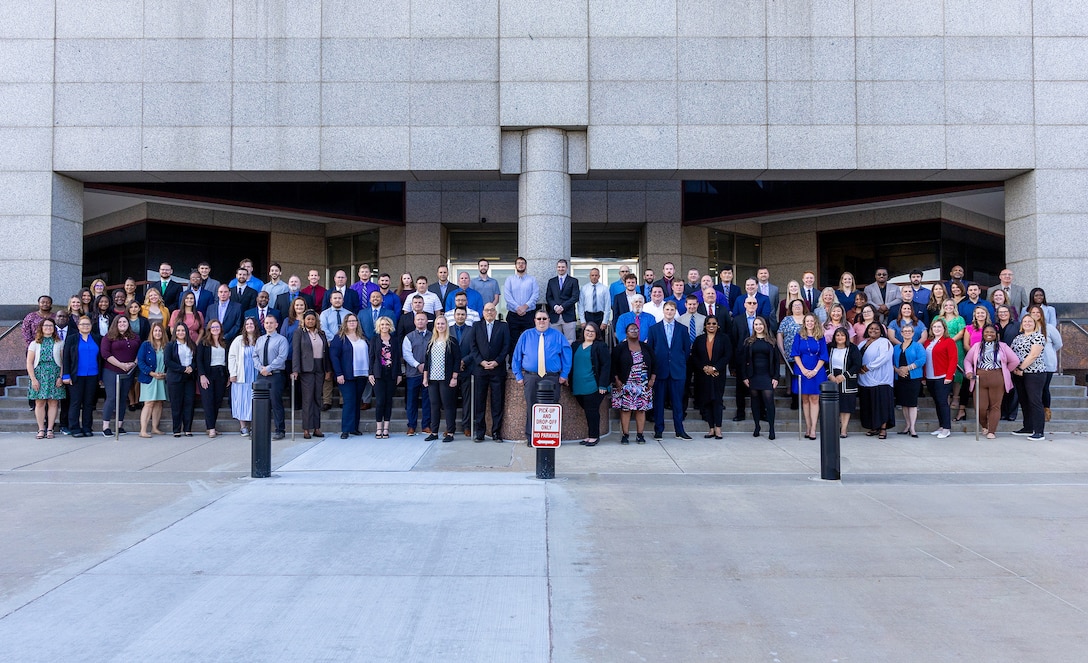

{"left": 677, "top": 295, "right": 707, "bottom": 417}
{"left": 396, "top": 294, "right": 434, "bottom": 338}
{"left": 862, "top": 267, "right": 902, "bottom": 322}
{"left": 152, "top": 262, "right": 183, "bottom": 311}
{"left": 652, "top": 261, "right": 678, "bottom": 297}
{"left": 181, "top": 270, "right": 214, "bottom": 317}
{"left": 699, "top": 287, "right": 732, "bottom": 328}
{"left": 274, "top": 274, "right": 314, "bottom": 320}
{"left": 715, "top": 265, "right": 742, "bottom": 312}
{"left": 230, "top": 267, "right": 258, "bottom": 311}
{"left": 996, "top": 268, "right": 1028, "bottom": 311}
{"left": 611, "top": 272, "right": 639, "bottom": 321}
{"left": 322, "top": 269, "right": 362, "bottom": 313}
{"left": 467, "top": 302, "right": 510, "bottom": 442}
{"left": 731, "top": 278, "right": 773, "bottom": 321}
{"left": 647, "top": 301, "right": 692, "bottom": 440}
{"left": 197, "top": 261, "right": 220, "bottom": 296}
{"left": 428, "top": 264, "right": 455, "bottom": 304}
{"left": 641, "top": 268, "right": 656, "bottom": 301}
{"left": 302, "top": 269, "right": 326, "bottom": 314}
{"left": 359, "top": 290, "right": 395, "bottom": 340}
{"left": 546, "top": 258, "right": 579, "bottom": 342}
{"left": 449, "top": 306, "right": 475, "bottom": 435}
{"left": 800, "top": 271, "right": 820, "bottom": 312}
{"left": 756, "top": 267, "right": 779, "bottom": 312}
{"left": 207, "top": 285, "right": 242, "bottom": 343}
{"left": 245, "top": 291, "right": 282, "bottom": 334}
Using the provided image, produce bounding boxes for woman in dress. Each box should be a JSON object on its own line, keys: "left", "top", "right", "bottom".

{"left": 777, "top": 280, "right": 807, "bottom": 321}
{"left": 141, "top": 289, "right": 169, "bottom": 329}
{"left": 792, "top": 313, "right": 829, "bottom": 440}
{"left": 835, "top": 272, "right": 858, "bottom": 309}
{"left": 62, "top": 316, "right": 101, "bottom": 438}
{"left": 228, "top": 317, "right": 261, "bottom": 437}
{"left": 367, "top": 316, "right": 402, "bottom": 439}
{"left": 857, "top": 322, "right": 895, "bottom": 439}
{"left": 691, "top": 317, "right": 732, "bottom": 439}
{"left": 822, "top": 303, "right": 853, "bottom": 345}
{"left": 197, "top": 319, "right": 230, "bottom": 438}
{"left": 825, "top": 327, "right": 862, "bottom": 438}
{"left": 742, "top": 316, "right": 779, "bottom": 439}
{"left": 26, "top": 318, "right": 65, "bottom": 439}
{"left": 90, "top": 294, "right": 113, "bottom": 343}
{"left": 892, "top": 324, "right": 926, "bottom": 437}
{"left": 610, "top": 322, "right": 655, "bottom": 445}
{"left": 888, "top": 302, "right": 927, "bottom": 346}
{"left": 938, "top": 298, "right": 968, "bottom": 421}
{"left": 814, "top": 287, "right": 838, "bottom": 325}
{"left": 99, "top": 316, "right": 140, "bottom": 436}
{"left": 923, "top": 318, "right": 959, "bottom": 439}
{"left": 136, "top": 322, "right": 168, "bottom": 438}
{"left": 1010, "top": 314, "right": 1047, "bottom": 440}
{"left": 330, "top": 314, "right": 368, "bottom": 439}
{"left": 571, "top": 322, "right": 611, "bottom": 446}
{"left": 164, "top": 322, "right": 197, "bottom": 437}
{"left": 1026, "top": 305, "right": 1063, "bottom": 423}
{"left": 1023, "top": 288, "right": 1057, "bottom": 327}
{"left": 291, "top": 310, "right": 330, "bottom": 440}
{"left": 777, "top": 298, "right": 807, "bottom": 411}
{"left": 964, "top": 324, "right": 1020, "bottom": 439}
{"left": 168, "top": 291, "right": 204, "bottom": 343}
{"left": 422, "top": 316, "right": 460, "bottom": 443}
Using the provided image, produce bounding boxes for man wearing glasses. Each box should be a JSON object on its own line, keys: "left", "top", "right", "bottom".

{"left": 863, "top": 267, "right": 902, "bottom": 323}
{"left": 512, "top": 311, "right": 572, "bottom": 442}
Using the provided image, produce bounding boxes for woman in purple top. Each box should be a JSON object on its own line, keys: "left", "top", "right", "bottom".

{"left": 100, "top": 316, "right": 140, "bottom": 436}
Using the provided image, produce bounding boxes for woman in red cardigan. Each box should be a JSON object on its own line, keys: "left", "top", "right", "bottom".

{"left": 923, "top": 318, "right": 960, "bottom": 438}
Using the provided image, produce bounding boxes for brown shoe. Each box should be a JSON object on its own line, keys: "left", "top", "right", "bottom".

{"left": 1045, "top": 407, "right": 1052, "bottom": 422}
{"left": 360, "top": 403, "right": 371, "bottom": 411}
{"left": 423, "top": 427, "right": 432, "bottom": 434}
{"left": 406, "top": 427, "right": 416, "bottom": 436}
{"left": 303, "top": 431, "right": 312, "bottom": 439}
{"left": 463, "top": 428, "right": 471, "bottom": 437}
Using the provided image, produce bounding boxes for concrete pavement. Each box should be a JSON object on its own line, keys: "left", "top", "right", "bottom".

{"left": 2, "top": 429, "right": 1087, "bottom": 661}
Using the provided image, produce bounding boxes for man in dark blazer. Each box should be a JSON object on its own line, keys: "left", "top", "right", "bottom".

{"left": 180, "top": 270, "right": 215, "bottom": 317}
{"left": 545, "top": 258, "right": 579, "bottom": 342}
{"left": 151, "top": 262, "right": 184, "bottom": 311}
{"left": 230, "top": 267, "right": 259, "bottom": 311}
{"left": 715, "top": 266, "right": 743, "bottom": 312}
{"left": 698, "top": 288, "right": 732, "bottom": 329}
{"left": 273, "top": 275, "right": 314, "bottom": 319}
{"left": 358, "top": 290, "right": 396, "bottom": 340}
{"left": 731, "top": 278, "right": 773, "bottom": 321}
{"left": 466, "top": 302, "right": 510, "bottom": 442}
{"left": 207, "top": 285, "right": 243, "bottom": 343}
{"left": 244, "top": 291, "right": 282, "bottom": 335}
{"left": 611, "top": 273, "right": 639, "bottom": 321}
{"left": 647, "top": 301, "right": 692, "bottom": 440}
{"left": 322, "top": 269, "right": 362, "bottom": 313}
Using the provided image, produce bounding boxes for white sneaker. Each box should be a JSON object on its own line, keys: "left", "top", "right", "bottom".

{"left": 936, "top": 430, "right": 950, "bottom": 439}
{"left": 929, "top": 429, "right": 941, "bottom": 436}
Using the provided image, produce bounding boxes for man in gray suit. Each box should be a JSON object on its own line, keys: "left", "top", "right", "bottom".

{"left": 995, "top": 268, "right": 1028, "bottom": 311}
{"left": 756, "top": 267, "right": 779, "bottom": 311}
{"left": 863, "top": 267, "right": 902, "bottom": 322}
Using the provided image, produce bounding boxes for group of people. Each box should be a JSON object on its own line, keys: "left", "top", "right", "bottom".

{"left": 22, "top": 257, "right": 1060, "bottom": 445}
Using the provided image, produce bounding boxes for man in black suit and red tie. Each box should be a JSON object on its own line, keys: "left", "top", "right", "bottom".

{"left": 546, "top": 258, "right": 579, "bottom": 342}
{"left": 466, "top": 302, "right": 510, "bottom": 442}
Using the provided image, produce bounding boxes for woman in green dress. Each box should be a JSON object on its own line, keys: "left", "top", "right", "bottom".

{"left": 26, "top": 318, "right": 66, "bottom": 439}
{"left": 137, "top": 322, "right": 168, "bottom": 437}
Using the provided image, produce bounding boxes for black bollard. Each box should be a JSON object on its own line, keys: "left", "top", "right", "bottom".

{"left": 819, "top": 381, "right": 840, "bottom": 480}
{"left": 534, "top": 379, "right": 557, "bottom": 480}
{"left": 252, "top": 378, "right": 272, "bottom": 478}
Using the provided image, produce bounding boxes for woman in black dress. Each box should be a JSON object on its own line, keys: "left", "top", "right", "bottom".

{"left": 691, "top": 317, "right": 732, "bottom": 439}
{"left": 740, "top": 316, "right": 779, "bottom": 439}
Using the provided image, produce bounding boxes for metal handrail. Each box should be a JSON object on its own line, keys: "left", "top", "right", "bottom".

{"left": 0, "top": 322, "right": 22, "bottom": 343}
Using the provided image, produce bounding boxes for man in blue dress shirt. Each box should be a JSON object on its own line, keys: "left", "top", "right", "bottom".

{"left": 512, "top": 312, "right": 572, "bottom": 442}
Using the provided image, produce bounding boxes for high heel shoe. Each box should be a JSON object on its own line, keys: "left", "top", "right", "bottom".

{"left": 768, "top": 429, "right": 776, "bottom": 440}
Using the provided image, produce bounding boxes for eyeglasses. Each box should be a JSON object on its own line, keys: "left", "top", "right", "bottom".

{"left": 535, "top": 317, "right": 549, "bottom": 321}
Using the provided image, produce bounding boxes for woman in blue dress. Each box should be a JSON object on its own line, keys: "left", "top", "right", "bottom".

{"left": 791, "top": 313, "right": 829, "bottom": 440}
{"left": 228, "top": 317, "right": 260, "bottom": 436}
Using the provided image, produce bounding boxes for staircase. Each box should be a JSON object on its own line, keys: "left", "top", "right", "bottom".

{"left": 2, "top": 375, "right": 1085, "bottom": 436}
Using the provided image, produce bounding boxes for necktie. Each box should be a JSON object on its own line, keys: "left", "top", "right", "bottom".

{"left": 635, "top": 315, "right": 642, "bottom": 333}
{"left": 162, "top": 282, "right": 167, "bottom": 293}
{"left": 748, "top": 316, "right": 754, "bottom": 336}
{"left": 665, "top": 322, "right": 673, "bottom": 347}
{"left": 373, "top": 309, "right": 378, "bottom": 324}
{"left": 259, "top": 308, "right": 265, "bottom": 324}
{"left": 455, "top": 326, "right": 462, "bottom": 342}
{"left": 593, "top": 283, "right": 600, "bottom": 311}
{"left": 238, "top": 286, "right": 243, "bottom": 296}
{"left": 487, "top": 323, "right": 492, "bottom": 342}
{"left": 336, "top": 309, "right": 342, "bottom": 327}
{"left": 689, "top": 316, "right": 696, "bottom": 344}
{"left": 537, "top": 332, "right": 546, "bottom": 377}
{"left": 263, "top": 338, "right": 269, "bottom": 365}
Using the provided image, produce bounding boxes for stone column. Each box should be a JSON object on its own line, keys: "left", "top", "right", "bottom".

{"left": 1005, "top": 171, "right": 1086, "bottom": 305}
{"left": 518, "top": 128, "right": 571, "bottom": 298}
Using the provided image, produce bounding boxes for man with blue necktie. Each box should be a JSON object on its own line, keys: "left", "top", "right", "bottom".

{"left": 648, "top": 301, "right": 692, "bottom": 440}
{"left": 512, "top": 311, "right": 572, "bottom": 442}
{"left": 578, "top": 268, "right": 611, "bottom": 335}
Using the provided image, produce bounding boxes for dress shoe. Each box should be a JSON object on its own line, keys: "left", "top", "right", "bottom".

{"left": 492, "top": 436, "right": 504, "bottom": 443}
{"left": 732, "top": 415, "right": 745, "bottom": 422}
{"left": 752, "top": 429, "right": 760, "bottom": 437}
{"left": 475, "top": 435, "right": 485, "bottom": 442}
{"left": 768, "top": 431, "right": 776, "bottom": 440}
{"left": 423, "top": 427, "right": 432, "bottom": 434}
{"left": 676, "top": 433, "right": 692, "bottom": 440}
{"left": 442, "top": 433, "right": 454, "bottom": 443}
{"left": 303, "top": 431, "right": 312, "bottom": 439}
{"left": 463, "top": 428, "right": 472, "bottom": 437}
{"left": 340, "top": 432, "right": 349, "bottom": 439}
{"left": 321, "top": 403, "right": 332, "bottom": 411}
{"left": 71, "top": 431, "right": 85, "bottom": 438}
{"left": 272, "top": 432, "right": 285, "bottom": 440}
{"left": 407, "top": 427, "right": 416, "bottom": 436}
{"left": 425, "top": 433, "right": 439, "bottom": 441}
{"left": 652, "top": 432, "right": 663, "bottom": 440}
{"left": 360, "top": 403, "right": 371, "bottom": 411}
{"left": 351, "top": 430, "right": 363, "bottom": 436}
{"left": 704, "top": 433, "right": 715, "bottom": 438}
{"left": 313, "top": 430, "right": 325, "bottom": 438}
{"left": 585, "top": 439, "right": 599, "bottom": 447}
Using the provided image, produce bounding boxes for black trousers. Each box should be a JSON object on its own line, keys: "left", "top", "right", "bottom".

{"left": 507, "top": 309, "right": 534, "bottom": 350}
{"left": 733, "top": 372, "right": 750, "bottom": 418}
{"left": 201, "top": 366, "right": 228, "bottom": 429}
{"left": 428, "top": 380, "right": 457, "bottom": 434}
{"left": 268, "top": 371, "right": 286, "bottom": 433}
{"left": 1020, "top": 372, "right": 1047, "bottom": 435}
{"left": 576, "top": 391, "right": 606, "bottom": 438}
{"left": 373, "top": 376, "right": 396, "bottom": 422}
{"left": 167, "top": 377, "right": 195, "bottom": 433}
{"left": 473, "top": 369, "right": 506, "bottom": 435}
{"left": 68, "top": 375, "right": 98, "bottom": 434}
{"left": 458, "top": 373, "right": 473, "bottom": 431}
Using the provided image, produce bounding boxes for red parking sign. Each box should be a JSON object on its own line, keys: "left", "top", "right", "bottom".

{"left": 531, "top": 404, "right": 562, "bottom": 447}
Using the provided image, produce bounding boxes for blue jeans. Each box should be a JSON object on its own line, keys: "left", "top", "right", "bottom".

{"left": 405, "top": 375, "right": 431, "bottom": 429}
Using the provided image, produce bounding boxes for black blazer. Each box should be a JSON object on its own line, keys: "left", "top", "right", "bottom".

{"left": 396, "top": 312, "right": 434, "bottom": 339}
{"left": 691, "top": 332, "right": 732, "bottom": 405}
{"left": 571, "top": 340, "right": 611, "bottom": 391}
{"left": 151, "top": 281, "right": 184, "bottom": 311}
{"left": 163, "top": 340, "right": 197, "bottom": 383}
{"left": 740, "top": 337, "right": 780, "bottom": 381}
{"left": 698, "top": 302, "right": 732, "bottom": 329}
{"left": 322, "top": 287, "right": 362, "bottom": 314}
{"left": 466, "top": 320, "right": 510, "bottom": 376}
{"left": 230, "top": 284, "right": 258, "bottom": 311}
{"left": 128, "top": 315, "right": 151, "bottom": 343}
{"left": 611, "top": 291, "right": 634, "bottom": 320}
{"left": 610, "top": 341, "right": 655, "bottom": 385}
{"left": 62, "top": 332, "right": 103, "bottom": 379}
{"left": 368, "top": 334, "right": 403, "bottom": 380}
{"left": 206, "top": 301, "right": 243, "bottom": 342}
{"left": 546, "top": 276, "right": 579, "bottom": 323}
{"left": 195, "top": 342, "right": 229, "bottom": 377}
{"left": 291, "top": 327, "right": 331, "bottom": 374}
{"left": 274, "top": 291, "right": 314, "bottom": 319}
{"left": 423, "top": 338, "right": 462, "bottom": 381}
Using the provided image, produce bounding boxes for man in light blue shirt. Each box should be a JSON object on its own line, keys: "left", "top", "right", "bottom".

{"left": 503, "top": 256, "right": 538, "bottom": 349}
{"left": 512, "top": 312, "right": 572, "bottom": 442}
{"left": 254, "top": 315, "right": 289, "bottom": 439}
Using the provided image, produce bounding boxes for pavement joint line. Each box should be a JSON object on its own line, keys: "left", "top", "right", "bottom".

{"left": 544, "top": 482, "right": 555, "bottom": 663}
{"left": 859, "top": 489, "right": 1088, "bottom": 615}
{"left": 136, "top": 436, "right": 222, "bottom": 471}
{"left": 655, "top": 437, "right": 685, "bottom": 473}
{"left": 8, "top": 439, "right": 108, "bottom": 471}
